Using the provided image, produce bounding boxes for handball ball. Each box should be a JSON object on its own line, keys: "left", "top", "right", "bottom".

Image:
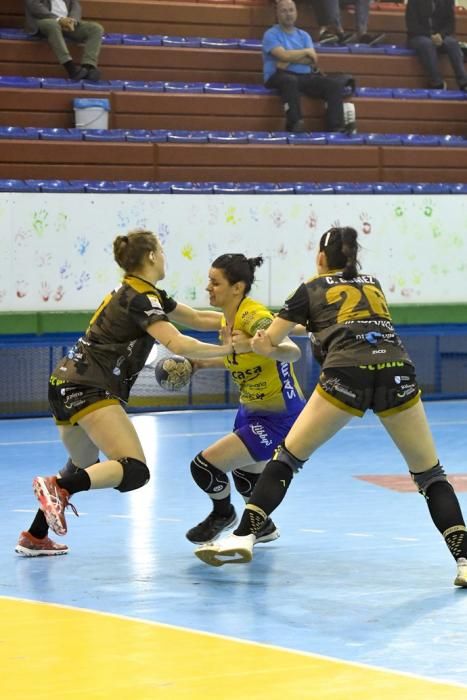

{"left": 154, "top": 355, "right": 193, "bottom": 392}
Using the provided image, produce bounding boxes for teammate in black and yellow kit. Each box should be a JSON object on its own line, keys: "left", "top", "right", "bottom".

{"left": 15, "top": 229, "right": 235, "bottom": 557}
{"left": 185, "top": 254, "right": 305, "bottom": 545}
{"left": 195, "top": 227, "right": 467, "bottom": 588}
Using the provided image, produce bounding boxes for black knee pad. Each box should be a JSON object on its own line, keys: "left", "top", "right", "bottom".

{"left": 115, "top": 457, "right": 150, "bottom": 493}
{"left": 232, "top": 469, "right": 260, "bottom": 498}
{"left": 411, "top": 462, "right": 448, "bottom": 497}
{"left": 190, "top": 452, "right": 229, "bottom": 496}
{"left": 273, "top": 443, "right": 306, "bottom": 474}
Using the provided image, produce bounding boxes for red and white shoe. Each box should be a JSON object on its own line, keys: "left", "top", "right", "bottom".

{"left": 15, "top": 530, "right": 68, "bottom": 557}
{"left": 32, "top": 475, "right": 78, "bottom": 536}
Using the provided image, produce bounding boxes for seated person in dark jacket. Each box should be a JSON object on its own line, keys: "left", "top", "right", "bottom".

{"left": 406, "top": 0, "right": 467, "bottom": 90}
{"left": 24, "top": 0, "right": 103, "bottom": 81}
{"left": 264, "top": 0, "right": 348, "bottom": 132}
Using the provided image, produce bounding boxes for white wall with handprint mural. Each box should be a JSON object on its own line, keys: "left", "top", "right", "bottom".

{"left": 1, "top": 193, "right": 466, "bottom": 311}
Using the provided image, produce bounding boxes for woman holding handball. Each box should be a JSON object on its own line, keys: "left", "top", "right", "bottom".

{"left": 15, "top": 229, "right": 238, "bottom": 557}
{"left": 194, "top": 227, "right": 467, "bottom": 588}
{"left": 185, "top": 253, "right": 306, "bottom": 546}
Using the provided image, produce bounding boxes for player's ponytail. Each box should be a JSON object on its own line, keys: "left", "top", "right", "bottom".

{"left": 114, "top": 229, "right": 159, "bottom": 272}
{"left": 319, "top": 227, "right": 360, "bottom": 279}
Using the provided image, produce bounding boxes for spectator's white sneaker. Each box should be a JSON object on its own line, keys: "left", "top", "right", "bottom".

{"left": 454, "top": 557, "right": 467, "bottom": 587}
{"left": 194, "top": 533, "right": 255, "bottom": 567}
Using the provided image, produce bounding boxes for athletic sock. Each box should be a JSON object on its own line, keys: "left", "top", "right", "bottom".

{"left": 425, "top": 481, "right": 467, "bottom": 559}
{"left": 212, "top": 496, "right": 233, "bottom": 517}
{"left": 57, "top": 469, "right": 91, "bottom": 496}
{"left": 234, "top": 459, "right": 294, "bottom": 535}
{"left": 28, "top": 509, "right": 49, "bottom": 539}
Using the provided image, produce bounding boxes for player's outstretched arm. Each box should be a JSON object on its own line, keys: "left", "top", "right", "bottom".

{"left": 168, "top": 303, "right": 222, "bottom": 331}
{"left": 147, "top": 320, "right": 231, "bottom": 359}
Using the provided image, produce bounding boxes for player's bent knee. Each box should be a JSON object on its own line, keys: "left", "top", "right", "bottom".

{"left": 273, "top": 443, "right": 306, "bottom": 474}
{"left": 411, "top": 462, "right": 448, "bottom": 496}
{"left": 190, "top": 452, "right": 229, "bottom": 495}
{"left": 115, "top": 457, "right": 150, "bottom": 492}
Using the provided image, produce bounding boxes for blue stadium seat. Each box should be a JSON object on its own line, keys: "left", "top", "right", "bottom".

{"left": 39, "top": 128, "right": 83, "bottom": 141}
{"left": 439, "top": 135, "right": 467, "bottom": 147}
{"left": 149, "top": 130, "right": 170, "bottom": 142}
{"left": 392, "top": 88, "right": 430, "bottom": 99}
{"left": 85, "top": 181, "right": 131, "bottom": 193}
{"left": 82, "top": 130, "right": 127, "bottom": 141}
{"left": 0, "top": 29, "right": 33, "bottom": 40}
{"left": 254, "top": 183, "right": 295, "bottom": 194}
{"left": 287, "top": 133, "right": 328, "bottom": 144}
{"left": 170, "top": 182, "right": 214, "bottom": 193}
{"left": 122, "top": 34, "right": 162, "bottom": 45}
{"left": 128, "top": 182, "right": 173, "bottom": 193}
{"left": 401, "top": 134, "right": 441, "bottom": 146}
{"left": 248, "top": 132, "right": 288, "bottom": 144}
{"left": 237, "top": 39, "right": 262, "bottom": 50}
{"left": 355, "top": 87, "right": 393, "bottom": 98}
{"left": 0, "top": 179, "right": 38, "bottom": 192}
{"left": 163, "top": 82, "right": 205, "bottom": 93}
{"left": 167, "top": 131, "right": 209, "bottom": 143}
{"left": 200, "top": 38, "right": 239, "bottom": 49}
{"left": 315, "top": 45, "right": 350, "bottom": 53}
{"left": 294, "top": 183, "right": 335, "bottom": 193}
{"left": 82, "top": 80, "right": 125, "bottom": 91}
{"left": 161, "top": 36, "right": 201, "bottom": 48}
{"left": 0, "top": 126, "right": 39, "bottom": 139}
{"left": 123, "top": 81, "right": 164, "bottom": 92}
{"left": 30, "top": 180, "right": 86, "bottom": 192}
{"left": 326, "top": 133, "right": 366, "bottom": 145}
{"left": 450, "top": 183, "right": 467, "bottom": 193}
{"left": 41, "top": 77, "right": 83, "bottom": 89}
{"left": 372, "top": 183, "right": 413, "bottom": 193}
{"left": 428, "top": 89, "right": 466, "bottom": 100}
{"left": 364, "top": 133, "right": 402, "bottom": 145}
{"left": 348, "top": 44, "right": 387, "bottom": 54}
{"left": 207, "top": 131, "right": 249, "bottom": 143}
{"left": 384, "top": 46, "right": 416, "bottom": 56}
{"left": 0, "top": 76, "right": 41, "bottom": 88}
{"left": 101, "top": 33, "right": 124, "bottom": 45}
{"left": 241, "top": 85, "right": 277, "bottom": 95}
{"left": 212, "top": 183, "right": 258, "bottom": 194}
{"left": 412, "top": 183, "right": 451, "bottom": 193}
{"left": 204, "top": 83, "right": 244, "bottom": 94}
{"left": 333, "top": 182, "right": 374, "bottom": 193}
{"left": 125, "top": 129, "right": 155, "bottom": 142}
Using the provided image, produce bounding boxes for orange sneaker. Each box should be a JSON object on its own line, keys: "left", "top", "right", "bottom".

{"left": 15, "top": 531, "right": 68, "bottom": 557}
{"left": 32, "top": 475, "right": 78, "bottom": 536}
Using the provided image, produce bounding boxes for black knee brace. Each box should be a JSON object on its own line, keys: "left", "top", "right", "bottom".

{"left": 410, "top": 462, "right": 448, "bottom": 497}
{"left": 232, "top": 469, "right": 260, "bottom": 498}
{"left": 115, "top": 457, "right": 150, "bottom": 492}
{"left": 190, "top": 452, "right": 229, "bottom": 496}
{"left": 273, "top": 443, "right": 306, "bottom": 474}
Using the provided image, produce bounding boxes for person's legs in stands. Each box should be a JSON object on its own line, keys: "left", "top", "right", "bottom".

{"left": 266, "top": 70, "right": 305, "bottom": 132}
{"left": 408, "top": 35, "right": 445, "bottom": 88}
{"left": 441, "top": 35, "right": 467, "bottom": 89}
{"left": 354, "top": 0, "right": 385, "bottom": 45}
{"left": 36, "top": 18, "right": 85, "bottom": 78}
{"left": 70, "top": 21, "right": 104, "bottom": 81}
{"left": 299, "top": 74, "right": 344, "bottom": 132}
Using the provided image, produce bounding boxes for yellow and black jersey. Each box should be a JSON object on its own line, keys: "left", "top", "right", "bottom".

{"left": 52, "top": 275, "right": 177, "bottom": 401}
{"left": 223, "top": 297, "right": 304, "bottom": 414}
{"left": 278, "top": 271, "right": 412, "bottom": 369}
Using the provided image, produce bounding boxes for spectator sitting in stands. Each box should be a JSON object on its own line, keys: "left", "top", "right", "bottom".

{"left": 24, "top": 0, "right": 103, "bottom": 81}
{"left": 312, "top": 0, "right": 385, "bottom": 46}
{"left": 406, "top": 0, "right": 467, "bottom": 91}
{"left": 264, "top": 0, "right": 352, "bottom": 133}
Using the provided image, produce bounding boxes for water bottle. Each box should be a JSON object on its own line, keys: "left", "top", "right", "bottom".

{"left": 343, "top": 102, "right": 356, "bottom": 135}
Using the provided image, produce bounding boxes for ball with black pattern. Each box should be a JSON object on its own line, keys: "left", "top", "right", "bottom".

{"left": 154, "top": 355, "right": 193, "bottom": 392}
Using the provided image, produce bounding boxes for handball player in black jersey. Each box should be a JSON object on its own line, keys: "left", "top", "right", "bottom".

{"left": 15, "top": 229, "right": 236, "bottom": 557}
{"left": 195, "top": 226, "right": 467, "bottom": 588}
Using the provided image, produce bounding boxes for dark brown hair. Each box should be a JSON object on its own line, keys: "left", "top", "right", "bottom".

{"left": 211, "top": 253, "right": 264, "bottom": 294}
{"left": 113, "top": 229, "right": 159, "bottom": 272}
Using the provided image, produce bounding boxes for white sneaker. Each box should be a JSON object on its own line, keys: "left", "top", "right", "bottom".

{"left": 454, "top": 557, "right": 467, "bottom": 587}
{"left": 194, "top": 533, "right": 255, "bottom": 567}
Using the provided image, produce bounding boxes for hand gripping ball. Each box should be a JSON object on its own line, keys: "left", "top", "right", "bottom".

{"left": 154, "top": 355, "right": 193, "bottom": 392}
